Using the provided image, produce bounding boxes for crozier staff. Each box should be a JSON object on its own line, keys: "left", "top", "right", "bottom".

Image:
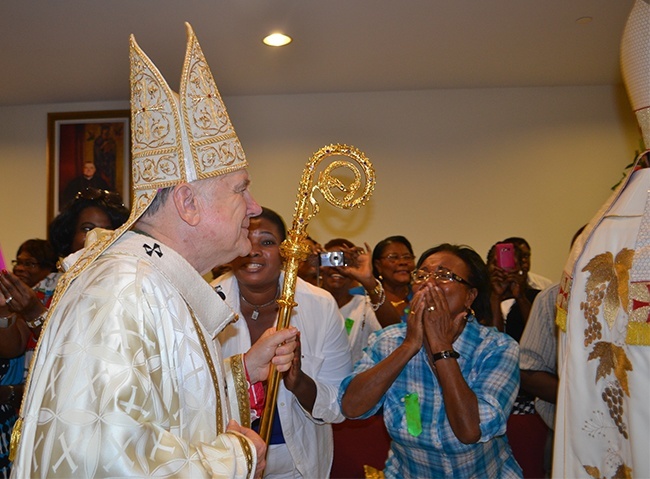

{"left": 215, "top": 207, "right": 351, "bottom": 478}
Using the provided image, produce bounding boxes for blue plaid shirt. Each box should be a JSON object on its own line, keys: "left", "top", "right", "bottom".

{"left": 339, "top": 316, "right": 522, "bottom": 478}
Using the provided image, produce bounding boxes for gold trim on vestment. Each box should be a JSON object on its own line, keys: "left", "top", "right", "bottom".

{"left": 231, "top": 353, "right": 251, "bottom": 428}
{"left": 233, "top": 432, "right": 255, "bottom": 478}
{"left": 188, "top": 308, "right": 224, "bottom": 433}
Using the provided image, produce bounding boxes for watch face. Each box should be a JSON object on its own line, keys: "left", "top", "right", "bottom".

{"left": 28, "top": 315, "right": 45, "bottom": 328}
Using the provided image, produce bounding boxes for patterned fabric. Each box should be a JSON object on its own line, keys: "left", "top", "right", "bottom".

{"left": 621, "top": 0, "right": 650, "bottom": 147}
{"left": 23, "top": 272, "right": 61, "bottom": 377}
{"left": 11, "top": 232, "right": 256, "bottom": 478}
{"left": 339, "top": 317, "right": 522, "bottom": 479}
{"left": 519, "top": 283, "right": 559, "bottom": 429}
{"left": 554, "top": 168, "right": 650, "bottom": 478}
{"left": 32, "top": 272, "right": 59, "bottom": 310}
{"left": 0, "top": 272, "right": 60, "bottom": 478}
{"left": 129, "top": 23, "right": 247, "bottom": 214}
{"left": 0, "top": 360, "right": 16, "bottom": 479}
{"left": 554, "top": 3, "right": 650, "bottom": 474}
{"left": 509, "top": 396, "right": 536, "bottom": 416}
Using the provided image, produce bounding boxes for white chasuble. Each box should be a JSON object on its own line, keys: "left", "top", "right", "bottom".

{"left": 554, "top": 168, "right": 650, "bottom": 478}
{"left": 11, "top": 231, "right": 256, "bottom": 478}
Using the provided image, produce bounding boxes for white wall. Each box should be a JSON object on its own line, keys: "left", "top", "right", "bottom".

{"left": 0, "top": 85, "right": 638, "bottom": 283}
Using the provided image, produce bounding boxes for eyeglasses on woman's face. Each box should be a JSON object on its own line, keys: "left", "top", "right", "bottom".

{"left": 11, "top": 259, "right": 40, "bottom": 269}
{"left": 411, "top": 265, "right": 473, "bottom": 288}
{"left": 381, "top": 253, "right": 415, "bottom": 263}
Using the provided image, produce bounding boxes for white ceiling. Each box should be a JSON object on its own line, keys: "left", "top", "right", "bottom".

{"left": 0, "top": 0, "right": 635, "bottom": 107}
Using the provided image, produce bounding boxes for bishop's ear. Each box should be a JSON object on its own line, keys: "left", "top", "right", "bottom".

{"left": 172, "top": 183, "right": 201, "bottom": 227}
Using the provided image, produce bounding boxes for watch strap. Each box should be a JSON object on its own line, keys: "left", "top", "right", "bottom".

{"left": 432, "top": 349, "right": 459, "bottom": 362}
{"left": 25, "top": 313, "right": 46, "bottom": 329}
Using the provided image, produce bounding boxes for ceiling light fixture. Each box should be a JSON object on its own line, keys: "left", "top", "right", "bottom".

{"left": 576, "top": 16, "right": 593, "bottom": 25}
{"left": 263, "top": 33, "right": 292, "bottom": 47}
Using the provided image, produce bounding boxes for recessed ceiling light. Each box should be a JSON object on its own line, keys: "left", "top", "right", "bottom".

{"left": 263, "top": 33, "right": 292, "bottom": 47}
{"left": 576, "top": 16, "right": 593, "bottom": 25}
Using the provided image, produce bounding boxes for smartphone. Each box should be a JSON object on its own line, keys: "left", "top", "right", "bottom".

{"left": 495, "top": 242, "right": 516, "bottom": 271}
{"left": 0, "top": 242, "right": 6, "bottom": 272}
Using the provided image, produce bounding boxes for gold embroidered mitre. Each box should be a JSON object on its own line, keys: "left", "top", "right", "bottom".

{"left": 622, "top": 0, "right": 650, "bottom": 345}
{"left": 621, "top": 0, "right": 650, "bottom": 146}
{"left": 129, "top": 21, "right": 248, "bottom": 219}
{"left": 44, "top": 23, "right": 248, "bottom": 301}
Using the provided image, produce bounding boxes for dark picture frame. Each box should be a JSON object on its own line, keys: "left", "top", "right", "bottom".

{"left": 47, "top": 110, "right": 131, "bottom": 224}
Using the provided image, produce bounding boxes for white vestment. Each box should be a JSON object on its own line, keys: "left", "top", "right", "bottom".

{"left": 554, "top": 169, "right": 650, "bottom": 478}
{"left": 11, "top": 231, "right": 256, "bottom": 478}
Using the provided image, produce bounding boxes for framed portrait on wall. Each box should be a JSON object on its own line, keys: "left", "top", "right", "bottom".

{"left": 47, "top": 110, "right": 131, "bottom": 224}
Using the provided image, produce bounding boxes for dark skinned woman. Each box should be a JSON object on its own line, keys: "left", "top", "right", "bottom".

{"left": 339, "top": 244, "right": 522, "bottom": 478}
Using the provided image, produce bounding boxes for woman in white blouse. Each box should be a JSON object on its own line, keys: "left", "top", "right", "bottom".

{"left": 213, "top": 207, "right": 352, "bottom": 478}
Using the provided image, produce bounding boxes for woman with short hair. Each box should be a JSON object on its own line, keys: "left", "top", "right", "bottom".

{"left": 340, "top": 243, "right": 522, "bottom": 478}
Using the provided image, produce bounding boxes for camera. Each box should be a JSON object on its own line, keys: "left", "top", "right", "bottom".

{"left": 319, "top": 251, "right": 348, "bottom": 267}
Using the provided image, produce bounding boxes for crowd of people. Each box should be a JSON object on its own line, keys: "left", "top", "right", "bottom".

{"left": 1, "top": 197, "right": 561, "bottom": 478}
{"left": 0, "top": 21, "right": 573, "bottom": 479}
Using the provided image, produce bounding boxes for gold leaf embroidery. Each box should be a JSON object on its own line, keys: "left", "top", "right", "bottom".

{"left": 612, "top": 463, "right": 633, "bottom": 479}
{"left": 581, "top": 249, "right": 634, "bottom": 333}
{"left": 583, "top": 252, "right": 615, "bottom": 289}
{"left": 588, "top": 341, "right": 633, "bottom": 395}
{"left": 583, "top": 465, "right": 601, "bottom": 479}
{"left": 614, "top": 248, "right": 634, "bottom": 316}
{"left": 584, "top": 463, "right": 634, "bottom": 479}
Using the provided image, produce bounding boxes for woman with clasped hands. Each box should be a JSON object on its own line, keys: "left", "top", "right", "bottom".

{"left": 339, "top": 244, "right": 523, "bottom": 478}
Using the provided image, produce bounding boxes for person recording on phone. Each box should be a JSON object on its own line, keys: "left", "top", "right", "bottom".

{"left": 487, "top": 240, "right": 545, "bottom": 478}
{"left": 487, "top": 241, "right": 541, "bottom": 341}
{"left": 501, "top": 237, "right": 553, "bottom": 292}
{"left": 319, "top": 238, "right": 382, "bottom": 364}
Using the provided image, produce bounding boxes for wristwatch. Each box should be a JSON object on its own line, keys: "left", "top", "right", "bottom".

{"left": 25, "top": 313, "right": 46, "bottom": 329}
{"left": 432, "top": 349, "right": 460, "bottom": 362}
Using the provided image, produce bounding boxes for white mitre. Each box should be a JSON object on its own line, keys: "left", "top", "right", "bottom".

{"left": 54, "top": 22, "right": 248, "bottom": 297}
